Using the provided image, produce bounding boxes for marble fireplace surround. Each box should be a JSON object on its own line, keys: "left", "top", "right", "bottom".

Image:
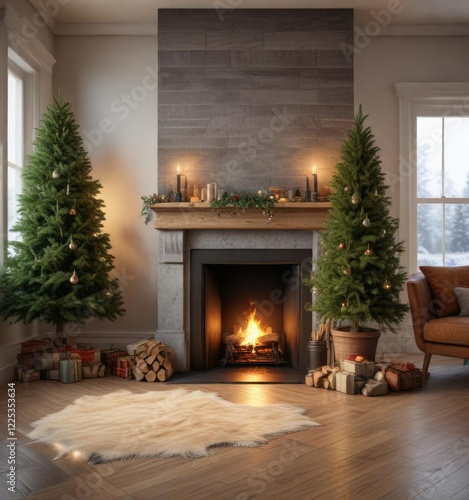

{"left": 153, "top": 204, "right": 328, "bottom": 372}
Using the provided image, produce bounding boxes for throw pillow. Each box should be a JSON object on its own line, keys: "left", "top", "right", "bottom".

{"left": 453, "top": 287, "right": 469, "bottom": 316}
{"left": 419, "top": 265, "right": 469, "bottom": 317}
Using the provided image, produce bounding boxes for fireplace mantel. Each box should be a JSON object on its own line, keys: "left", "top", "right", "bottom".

{"left": 150, "top": 202, "right": 331, "bottom": 231}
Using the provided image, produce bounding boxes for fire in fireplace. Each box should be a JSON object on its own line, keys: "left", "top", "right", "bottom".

{"left": 190, "top": 249, "right": 313, "bottom": 372}
{"left": 221, "top": 302, "right": 286, "bottom": 366}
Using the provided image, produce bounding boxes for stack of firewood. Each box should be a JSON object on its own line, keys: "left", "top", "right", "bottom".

{"left": 128, "top": 339, "right": 174, "bottom": 382}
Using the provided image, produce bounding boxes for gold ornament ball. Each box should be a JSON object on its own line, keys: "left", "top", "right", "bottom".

{"left": 339, "top": 241, "right": 346, "bottom": 250}
{"left": 364, "top": 244, "right": 373, "bottom": 256}
{"left": 105, "top": 290, "right": 113, "bottom": 298}
{"left": 69, "top": 241, "right": 77, "bottom": 251}
{"left": 362, "top": 214, "right": 371, "bottom": 227}
{"left": 344, "top": 186, "right": 350, "bottom": 192}
{"left": 312, "top": 286, "right": 320, "bottom": 295}
{"left": 383, "top": 280, "right": 392, "bottom": 290}
{"left": 70, "top": 271, "right": 79, "bottom": 285}
{"left": 351, "top": 190, "right": 360, "bottom": 204}
{"left": 52, "top": 169, "right": 60, "bottom": 179}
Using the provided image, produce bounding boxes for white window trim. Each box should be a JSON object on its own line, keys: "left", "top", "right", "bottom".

{"left": 396, "top": 82, "right": 469, "bottom": 274}
{"left": 0, "top": 4, "right": 55, "bottom": 264}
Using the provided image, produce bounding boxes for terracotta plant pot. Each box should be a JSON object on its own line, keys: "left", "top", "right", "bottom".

{"left": 330, "top": 326, "right": 381, "bottom": 362}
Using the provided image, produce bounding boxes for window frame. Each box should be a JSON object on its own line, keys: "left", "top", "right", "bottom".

{"left": 7, "top": 53, "right": 36, "bottom": 243}
{"left": 396, "top": 83, "right": 469, "bottom": 274}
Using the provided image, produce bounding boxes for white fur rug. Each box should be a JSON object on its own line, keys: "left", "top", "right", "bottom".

{"left": 28, "top": 388, "right": 319, "bottom": 462}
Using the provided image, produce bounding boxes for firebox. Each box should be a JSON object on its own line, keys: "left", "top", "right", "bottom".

{"left": 190, "top": 249, "right": 312, "bottom": 371}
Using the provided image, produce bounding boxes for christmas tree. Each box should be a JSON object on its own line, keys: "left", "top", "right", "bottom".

{"left": 306, "top": 106, "right": 408, "bottom": 333}
{"left": 0, "top": 98, "right": 124, "bottom": 335}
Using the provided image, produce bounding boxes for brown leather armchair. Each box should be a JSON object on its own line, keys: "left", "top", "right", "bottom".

{"left": 407, "top": 272, "right": 469, "bottom": 381}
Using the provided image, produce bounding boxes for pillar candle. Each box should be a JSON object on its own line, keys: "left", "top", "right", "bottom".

{"left": 201, "top": 187, "right": 207, "bottom": 201}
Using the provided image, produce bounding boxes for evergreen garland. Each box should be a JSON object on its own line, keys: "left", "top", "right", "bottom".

{"left": 0, "top": 98, "right": 125, "bottom": 333}
{"left": 305, "top": 106, "right": 408, "bottom": 333}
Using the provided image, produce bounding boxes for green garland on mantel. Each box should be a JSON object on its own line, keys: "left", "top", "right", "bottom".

{"left": 141, "top": 192, "right": 276, "bottom": 225}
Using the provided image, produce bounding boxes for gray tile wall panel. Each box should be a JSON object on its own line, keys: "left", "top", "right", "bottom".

{"left": 158, "top": 9, "right": 354, "bottom": 196}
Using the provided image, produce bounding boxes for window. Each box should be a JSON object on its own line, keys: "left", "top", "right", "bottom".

{"left": 396, "top": 83, "right": 469, "bottom": 273}
{"left": 6, "top": 51, "right": 36, "bottom": 245}
{"left": 416, "top": 116, "right": 469, "bottom": 267}
{"left": 7, "top": 66, "right": 24, "bottom": 242}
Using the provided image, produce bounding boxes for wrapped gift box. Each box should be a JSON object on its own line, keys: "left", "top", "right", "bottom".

{"left": 40, "top": 369, "right": 60, "bottom": 380}
{"left": 68, "top": 346, "right": 100, "bottom": 363}
{"left": 114, "top": 366, "right": 133, "bottom": 379}
{"left": 21, "top": 338, "right": 53, "bottom": 353}
{"left": 33, "top": 352, "right": 68, "bottom": 370}
{"left": 14, "top": 367, "right": 40, "bottom": 382}
{"left": 336, "top": 371, "right": 356, "bottom": 395}
{"left": 82, "top": 362, "right": 106, "bottom": 378}
{"left": 101, "top": 349, "right": 126, "bottom": 366}
{"left": 59, "top": 359, "right": 82, "bottom": 384}
{"left": 341, "top": 359, "right": 375, "bottom": 378}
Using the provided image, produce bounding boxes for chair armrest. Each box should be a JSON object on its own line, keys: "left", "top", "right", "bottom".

{"left": 407, "top": 272, "right": 435, "bottom": 349}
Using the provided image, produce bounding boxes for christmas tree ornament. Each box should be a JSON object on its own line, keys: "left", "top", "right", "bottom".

{"left": 341, "top": 300, "right": 348, "bottom": 312}
{"left": 66, "top": 183, "right": 70, "bottom": 196}
{"left": 69, "top": 239, "right": 77, "bottom": 251}
{"left": 312, "top": 286, "right": 320, "bottom": 295}
{"left": 339, "top": 241, "right": 346, "bottom": 250}
{"left": 351, "top": 190, "right": 360, "bottom": 204}
{"left": 383, "top": 280, "right": 392, "bottom": 290}
{"left": 364, "top": 244, "right": 373, "bottom": 256}
{"left": 70, "top": 270, "right": 79, "bottom": 285}
{"left": 362, "top": 214, "right": 371, "bottom": 227}
{"left": 52, "top": 169, "right": 60, "bottom": 179}
{"left": 105, "top": 290, "right": 113, "bottom": 298}
{"left": 344, "top": 186, "right": 350, "bottom": 192}
{"left": 344, "top": 267, "right": 351, "bottom": 275}
{"left": 70, "top": 207, "right": 77, "bottom": 216}
{"left": 382, "top": 229, "right": 386, "bottom": 236}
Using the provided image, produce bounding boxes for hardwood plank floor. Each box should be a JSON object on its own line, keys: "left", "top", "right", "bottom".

{"left": 1, "top": 354, "right": 468, "bottom": 500}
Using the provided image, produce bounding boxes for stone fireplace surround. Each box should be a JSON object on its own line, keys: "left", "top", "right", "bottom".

{"left": 152, "top": 205, "right": 326, "bottom": 372}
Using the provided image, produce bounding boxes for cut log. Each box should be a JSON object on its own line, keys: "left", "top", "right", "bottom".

{"left": 152, "top": 361, "right": 160, "bottom": 371}
{"left": 135, "top": 344, "right": 148, "bottom": 356}
{"left": 145, "top": 340, "right": 160, "bottom": 354}
{"left": 145, "top": 370, "right": 157, "bottom": 382}
{"left": 137, "top": 359, "right": 149, "bottom": 373}
{"left": 156, "top": 369, "right": 167, "bottom": 382}
{"left": 145, "top": 354, "right": 156, "bottom": 366}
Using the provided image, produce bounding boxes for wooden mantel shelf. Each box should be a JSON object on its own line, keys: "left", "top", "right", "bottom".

{"left": 150, "top": 201, "right": 331, "bottom": 230}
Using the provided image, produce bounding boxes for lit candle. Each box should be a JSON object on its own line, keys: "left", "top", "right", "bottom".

{"left": 312, "top": 165, "right": 318, "bottom": 201}
{"left": 306, "top": 175, "right": 310, "bottom": 202}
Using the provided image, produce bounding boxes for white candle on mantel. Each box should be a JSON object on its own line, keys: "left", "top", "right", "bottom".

{"left": 312, "top": 165, "right": 318, "bottom": 194}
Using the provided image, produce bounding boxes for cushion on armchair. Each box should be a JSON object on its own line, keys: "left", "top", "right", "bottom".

{"left": 453, "top": 287, "right": 469, "bottom": 316}
{"left": 419, "top": 266, "right": 469, "bottom": 317}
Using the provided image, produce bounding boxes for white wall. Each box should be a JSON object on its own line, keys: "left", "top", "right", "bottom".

{"left": 51, "top": 35, "right": 158, "bottom": 346}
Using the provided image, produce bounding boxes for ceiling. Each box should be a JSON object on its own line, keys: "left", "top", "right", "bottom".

{"left": 29, "top": 0, "right": 469, "bottom": 26}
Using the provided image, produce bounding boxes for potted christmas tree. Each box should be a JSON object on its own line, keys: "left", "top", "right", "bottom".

{"left": 305, "top": 106, "right": 408, "bottom": 362}
{"left": 0, "top": 98, "right": 125, "bottom": 338}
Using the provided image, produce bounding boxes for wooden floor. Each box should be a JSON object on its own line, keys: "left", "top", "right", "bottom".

{"left": 1, "top": 354, "right": 469, "bottom": 500}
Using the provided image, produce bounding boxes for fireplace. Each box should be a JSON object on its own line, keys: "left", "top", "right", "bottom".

{"left": 152, "top": 208, "right": 326, "bottom": 381}
{"left": 190, "top": 249, "right": 312, "bottom": 371}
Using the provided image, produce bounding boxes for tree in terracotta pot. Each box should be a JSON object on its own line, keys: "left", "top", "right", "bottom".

{"left": 305, "top": 106, "right": 408, "bottom": 362}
